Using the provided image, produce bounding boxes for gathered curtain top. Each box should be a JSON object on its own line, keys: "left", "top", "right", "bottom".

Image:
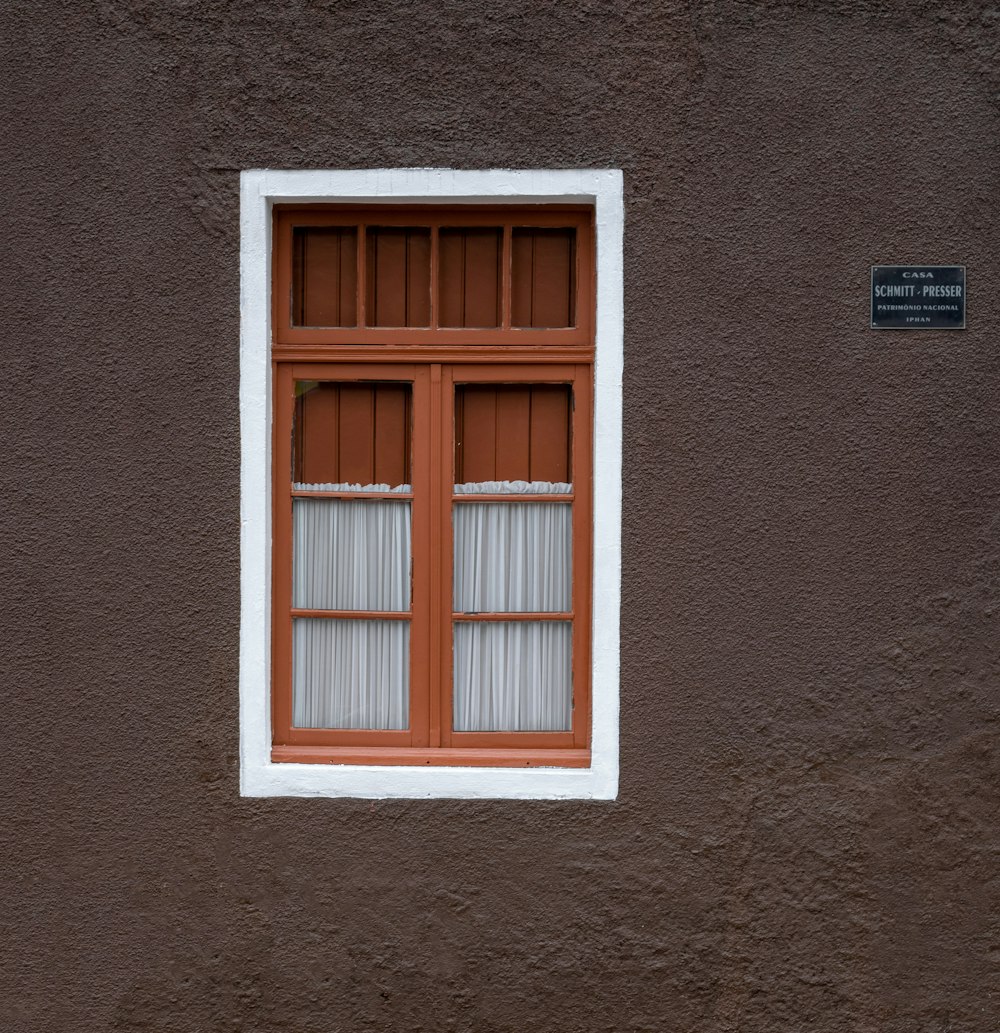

{"left": 294, "top": 481, "right": 572, "bottom": 494}
{"left": 454, "top": 481, "right": 572, "bottom": 494}
{"left": 294, "top": 483, "right": 412, "bottom": 492}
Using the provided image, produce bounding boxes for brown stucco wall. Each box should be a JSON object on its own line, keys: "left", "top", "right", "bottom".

{"left": 3, "top": 2, "right": 999, "bottom": 1030}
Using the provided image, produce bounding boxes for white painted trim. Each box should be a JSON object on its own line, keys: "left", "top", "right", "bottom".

{"left": 239, "top": 169, "right": 622, "bottom": 799}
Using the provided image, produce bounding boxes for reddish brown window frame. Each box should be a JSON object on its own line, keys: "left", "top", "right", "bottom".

{"left": 271, "top": 205, "right": 595, "bottom": 767}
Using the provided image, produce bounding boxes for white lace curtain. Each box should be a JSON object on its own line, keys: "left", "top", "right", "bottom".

{"left": 292, "top": 484, "right": 410, "bottom": 730}
{"left": 453, "top": 621, "right": 572, "bottom": 731}
{"left": 452, "top": 482, "right": 572, "bottom": 731}
{"left": 293, "top": 618, "right": 409, "bottom": 729}
{"left": 291, "top": 480, "right": 572, "bottom": 733}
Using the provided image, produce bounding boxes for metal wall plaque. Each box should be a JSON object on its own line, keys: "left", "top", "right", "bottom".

{"left": 871, "top": 265, "right": 966, "bottom": 329}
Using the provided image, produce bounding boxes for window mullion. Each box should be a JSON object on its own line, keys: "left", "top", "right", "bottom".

{"left": 408, "top": 365, "right": 434, "bottom": 748}
{"left": 427, "top": 363, "right": 448, "bottom": 748}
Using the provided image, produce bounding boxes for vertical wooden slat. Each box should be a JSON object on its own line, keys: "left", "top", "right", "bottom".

{"left": 365, "top": 228, "right": 379, "bottom": 324}
{"left": 338, "top": 385, "right": 375, "bottom": 483}
{"left": 292, "top": 230, "right": 306, "bottom": 325}
{"left": 453, "top": 387, "right": 465, "bottom": 483}
{"left": 510, "top": 230, "right": 534, "bottom": 327}
{"left": 438, "top": 230, "right": 465, "bottom": 327}
{"left": 463, "top": 229, "right": 501, "bottom": 327}
{"left": 294, "top": 391, "right": 305, "bottom": 480}
{"left": 367, "top": 228, "right": 405, "bottom": 327}
{"left": 274, "top": 215, "right": 292, "bottom": 338}
{"left": 494, "top": 387, "right": 531, "bottom": 480}
{"left": 297, "top": 383, "right": 341, "bottom": 483}
{"left": 356, "top": 222, "right": 367, "bottom": 327}
{"left": 406, "top": 229, "right": 431, "bottom": 326}
{"left": 531, "top": 229, "right": 574, "bottom": 327}
{"left": 338, "top": 230, "right": 358, "bottom": 326}
{"left": 528, "top": 385, "right": 571, "bottom": 483}
{"left": 373, "top": 385, "right": 409, "bottom": 486}
{"left": 577, "top": 215, "right": 594, "bottom": 340}
{"left": 327, "top": 230, "right": 343, "bottom": 326}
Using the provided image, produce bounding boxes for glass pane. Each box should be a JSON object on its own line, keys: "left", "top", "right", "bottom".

{"left": 453, "top": 621, "right": 571, "bottom": 731}
{"left": 511, "top": 228, "right": 575, "bottom": 327}
{"left": 294, "top": 381, "right": 411, "bottom": 487}
{"left": 454, "top": 384, "right": 571, "bottom": 486}
{"left": 292, "top": 227, "right": 358, "bottom": 327}
{"left": 439, "top": 228, "right": 502, "bottom": 327}
{"left": 294, "top": 498, "right": 411, "bottom": 610}
{"left": 365, "top": 227, "right": 431, "bottom": 326}
{"left": 453, "top": 502, "right": 571, "bottom": 612}
{"left": 293, "top": 618, "right": 409, "bottom": 729}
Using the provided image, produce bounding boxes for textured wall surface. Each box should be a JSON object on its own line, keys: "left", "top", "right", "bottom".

{"left": 3, "top": 1, "right": 999, "bottom": 1030}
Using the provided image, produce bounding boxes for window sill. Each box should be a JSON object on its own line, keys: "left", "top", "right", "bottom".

{"left": 243, "top": 753, "right": 615, "bottom": 800}
{"left": 271, "top": 745, "right": 592, "bottom": 767}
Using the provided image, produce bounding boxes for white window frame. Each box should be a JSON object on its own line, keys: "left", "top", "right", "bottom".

{"left": 239, "top": 168, "right": 622, "bottom": 799}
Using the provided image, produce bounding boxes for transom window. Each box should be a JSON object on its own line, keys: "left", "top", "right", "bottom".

{"left": 273, "top": 207, "right": 592, "bottom": 346}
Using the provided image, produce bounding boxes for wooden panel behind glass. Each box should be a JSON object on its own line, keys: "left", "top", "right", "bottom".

{"left": 439, "top": 228, "right": 502, "bottom": 327}
{"left": 292, "top": 227, "right": 358, "bottom": 327}
{"left": 366, "top": 228, "right": 431, "bottom": 327}
{"left": 455, "top": 384, "right": 571, "bottom": 483}
{"left": 295, "top": 382, "right": 411, "bottom": 485}
{"left": 511, "top": 228, "right": 576, "bottom": 328}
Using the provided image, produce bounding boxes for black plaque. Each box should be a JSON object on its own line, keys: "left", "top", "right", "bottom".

{"left": 871, "top": 265, "right": 965, "bottom": 329}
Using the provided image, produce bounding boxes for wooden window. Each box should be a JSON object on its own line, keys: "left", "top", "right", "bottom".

{"left": 271, "top": 205, "right": 594, "bottom": 767}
